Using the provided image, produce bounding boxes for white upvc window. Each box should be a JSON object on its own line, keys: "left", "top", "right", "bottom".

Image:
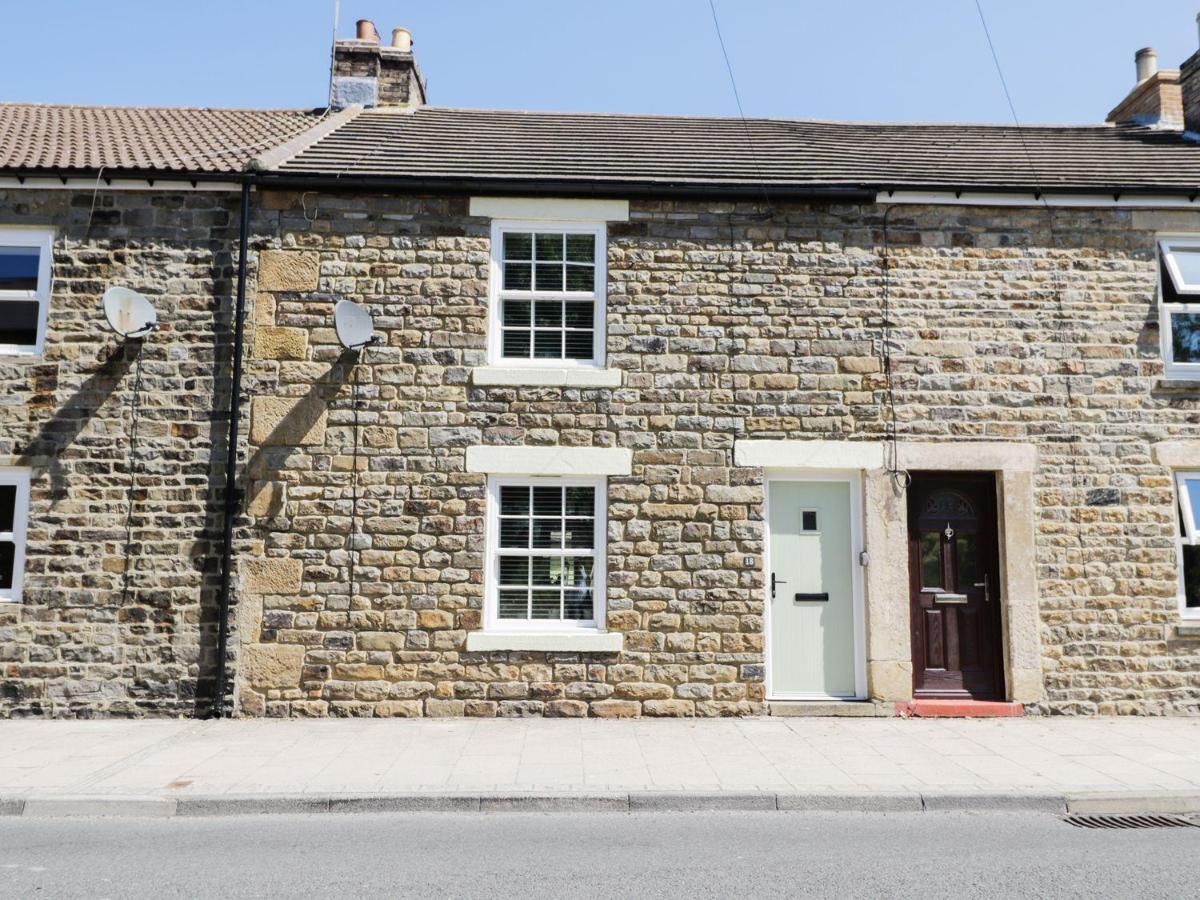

{"left": 0, "top": 468, "right": 31, "bottom": 603}
{"left": 488, "top": 220, "right": 606, "bottom": 367}
{"left": 485, "top": 476, "right": 606, "bottom": 631}
{"left": 1175, "top": 470, "right": 1200, "bottom": 618}
{"left": 1158, "top": 237, "right": 1200, "bottom": 380}
{"left": 0, "top": 228, "right": 54, "bottom": 356}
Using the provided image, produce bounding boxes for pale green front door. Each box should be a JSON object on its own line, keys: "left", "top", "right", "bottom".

{"left": 767, "top": 479, "right": 858, "bottom": 698}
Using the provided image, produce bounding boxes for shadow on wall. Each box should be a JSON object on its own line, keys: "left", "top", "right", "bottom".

{"left": 16, "top": 343, "right": 139, "bottom": 500}
{"left": 191, "top": 348, "right": 357, "bottom": 716}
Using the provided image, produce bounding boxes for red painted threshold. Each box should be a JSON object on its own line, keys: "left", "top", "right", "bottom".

{"left": 895, "top": 700, "right": 1024, "bottom": 718}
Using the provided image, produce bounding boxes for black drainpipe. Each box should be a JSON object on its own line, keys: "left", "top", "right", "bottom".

{"left": 210, "top": 179, "right": 252, "bottom": 718}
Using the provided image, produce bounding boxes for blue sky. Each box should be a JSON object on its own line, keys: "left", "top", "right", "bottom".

{"left": 4, "top": 1, "right": 1200, "bottom": 123}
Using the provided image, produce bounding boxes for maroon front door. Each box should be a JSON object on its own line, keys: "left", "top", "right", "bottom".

{"left": 907, "top": 473, "right": 1004, "bottom": 699}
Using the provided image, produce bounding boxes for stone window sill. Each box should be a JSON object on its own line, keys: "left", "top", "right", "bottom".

{"left": 472, "top": 366, "right": 623, "bottom": 388}
{"left": 1154, "top": 379, "right": 1200, "bottom": 391}
{"left": 1173, "top": 620, "right": 1200, "bottom": 639}
{"left": 465, "top": 631, "right": 624, "bottom": 653}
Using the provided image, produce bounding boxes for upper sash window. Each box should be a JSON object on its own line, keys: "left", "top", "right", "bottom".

{"left": 0, "top": 229, "right": 54, "bottom": 356}
{"left": 1158, "top": 239, "right": 1200, "bottom": 379}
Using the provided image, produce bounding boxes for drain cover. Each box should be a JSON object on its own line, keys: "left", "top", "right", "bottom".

{"left": 1064, "top": 814, "right": 1198, "bottom": 830}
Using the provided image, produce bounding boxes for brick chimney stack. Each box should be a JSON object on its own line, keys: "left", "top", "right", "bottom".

{"left": 1106, "top": 47, "right": 1183, "bottom": 130}
{"left": 330, "top": 19, "right": 426, "bottom": 110}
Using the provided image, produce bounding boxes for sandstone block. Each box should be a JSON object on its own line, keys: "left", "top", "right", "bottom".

{"left": 590, "top": 699, "right": 641, "bottom": 718}
{"left": 244, "top": 557, "right": 303, "bottom": 595}
{"left": 246, "top": 480, "right": 286, "bottom": 517}
{"left": 250, "top": 396, "right": 327, "bottom": 446}
{"left": 375, "top": 700, "right": 422, "bottom": 717}
{"left": 254, "top": 326, "right": 307, "bottom": 361}
{"left": 258, "top": 250, "right": 320, "bottom": 292}
{"left": 241, "top": 644, "right": 305, "bottom": 689}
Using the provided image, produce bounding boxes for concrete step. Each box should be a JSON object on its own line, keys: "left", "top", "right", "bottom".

{"left": 768, "top": 700, "right": 890, "bottom": 717}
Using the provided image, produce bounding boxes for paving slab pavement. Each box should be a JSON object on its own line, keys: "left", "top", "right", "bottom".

{"left": 1, "top": 716, "right": 1199, "bottom": 816}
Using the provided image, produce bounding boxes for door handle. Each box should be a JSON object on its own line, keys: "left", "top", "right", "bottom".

{"left": 771, "top": 572, "right": 787, "bottom": 599}
{"left": 973, "top": 573, "right": 991, "bottom": 603}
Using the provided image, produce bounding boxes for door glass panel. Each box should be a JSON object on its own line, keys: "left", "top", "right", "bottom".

{"left": 919, "top": 531, "right": 942, "bottom": 589}
{"left": 955, "top": 534, "right": 978, "bottom": 591}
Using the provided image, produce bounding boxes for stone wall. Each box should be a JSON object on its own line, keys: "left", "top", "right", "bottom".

{"left": 237, "top": 192, "right": 1200, "bottom": 717}
{"left": 0, "top": 188, "right": 243, "bottom": 717}
{"left": 3, "top": 186, "right": 1198, "bottom": 718}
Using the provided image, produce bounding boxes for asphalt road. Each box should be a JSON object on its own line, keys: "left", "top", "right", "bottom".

{"left": 0, "top": 811, "right": 1197, "bottom": 899}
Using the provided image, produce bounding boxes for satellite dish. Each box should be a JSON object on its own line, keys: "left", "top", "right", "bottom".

{"left": 103, "top": 286, "right": 157, "bottom": 338}
{"left": 334, "top": 299, "right": 378, "bottom": 349}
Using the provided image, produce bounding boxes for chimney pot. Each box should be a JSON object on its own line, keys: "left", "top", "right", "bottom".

{"left": 356, "top": 19, "right": 380, "bottom": 43}
{"left": 1136, "top": 47, "right": 1158, "bottom": 82}
{"left": 392, "top": 28, "right": 413, "bottom": 52}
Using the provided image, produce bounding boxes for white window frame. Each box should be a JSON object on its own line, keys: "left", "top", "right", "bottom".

{"left": 484, "top": 475, "right": 607, "bottom": 633}
{"left": 0, "top": 468, "right": 31, "bottom": 603}
{"left": 1157, "top": 236, "right": 1200, "bottom": 381}
{"left": 1174, "top": 470, "right": 1200, "bottom": 619}
{"left": 487, "top": 219, "right": 607, "bottom": 369}
{"left": 0, "top": 228, "right": 54, "bottom": 357}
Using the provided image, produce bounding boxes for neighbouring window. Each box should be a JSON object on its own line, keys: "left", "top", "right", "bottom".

{"left": 487, "top": 477, "right": 605, "bottom": 629}
{"left": 491, "top": 222, "right": 605, "bottom": 365}
{"left": 1158, "top": 239, "right": 1200, "bottom": 379}
{"left": 0, "top": 469, "right": 30, "bottom": 602}
{"left": 1175, "top": 471, "right": 1200, "bottom": 614}
{"left": 0, "top": 229, "right": 53, "bottom": 355}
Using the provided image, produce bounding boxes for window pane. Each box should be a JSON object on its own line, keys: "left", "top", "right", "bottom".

{"left": 1182, "top": 477, "right": 1200, "bottom": 530}
{"left": 920, "top": 531, "right": 942, "bottom": 589}
{"left": 564, "top": 330, "right": 594, "bottom": 360}
{"left": 562, "top": 557, "right": 594, "bottom": 590}
{"left": 0, "top": 247, "right": 39, "bottom": 292}
{"left": 0, "top": 541, "right": 12, "bottom": 590}
{"left": 532, "top": 487, "right": 562, "bottom": 516}
{"left": 535, "top": 233, "right": 564, "bottom": 261}
{"left": 533, "top": 301, "right": 562, "bottom": 327}
{"left": 535, "top": 264, "right": 563, "bottom": 292}
{"left": 563, "top": 521, "right": 594, "bottom": 549}
{"left": 503, "top": 263, "right": 532, "bottom": 291}
{"left": 563, "top": 591, "right": 593, "bottom": 620}
{"left": 1168, "top": 246, "right": 1200, "bottom": 288}
{"left": 564, "top": 486, "right": 595, "bottom": 516}
{"left": 532, "top": 519, "right": 560, "bottom": 548}
{"left": 1171, "top": 313, "right": 1200, "bottom": 363}
{"left": 1184, "top": 545, "right": 1200, "bottom": 608}
{"left": 498, "top": 589, "right": 528, "bottom": 619}
{"left": 565, "top": 264, "right": 594, "bottom": 292}
{"left": 499, "top": 518, "right": 529, "bottom": 549}
{"left": 531, "top": 556, "right": 556, "bottom": 586}
{"left": 503, "top": 232, "right": 532, "bottom": 260}
{"left": 531, "top": 590, "right": 561, "bottom": 619}
{"left": 534, "top": 331, "right": 562, "bottom": 358}
{"left": 0, "top": 485, "right": 14, "bottom": 531}
{"left": 502, "top": 329, "right": 531, "bottom": 358}
{"left": 563, "top": 302, "right": 593, "bottom": 329}
{"left": 499, "top": 556, "right": 530, "bottom": 585}
{"left": 502, "top": 299, "right": 531, "bottom": 327}
{"left": 565, "top": 234, "right": 595, "bottom": 263}
{"left": 500, "top": 486, "right": 529, "bottom": 516}
{"left": 0, "top": 300, "right": 40, "bottom": 346}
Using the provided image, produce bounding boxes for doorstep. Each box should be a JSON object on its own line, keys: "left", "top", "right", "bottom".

{"left": 896, "top": 699, "right": 1024, "bottom": 718}
{"left": 768, "top": 700, "right": 893, "bottom": 717}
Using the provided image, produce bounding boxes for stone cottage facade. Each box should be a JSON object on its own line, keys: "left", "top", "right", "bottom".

{"left": 1, "top": 21, "right": 1199, "bottom": 717}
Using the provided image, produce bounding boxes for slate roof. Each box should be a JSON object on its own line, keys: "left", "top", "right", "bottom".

{"left": 4, "top": 102, "right": 1200, "bottom": 193}
{"left": 0, "top": 104, "right": 321, "bottom": 174}
{"left": 271, "top": 107, "right": 1200, "bottom": 193}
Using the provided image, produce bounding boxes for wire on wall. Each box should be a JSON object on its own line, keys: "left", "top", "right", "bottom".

{"left": 972, "top": 0, "right": 1080, "bottom": 481}
{"left": 119, "top": 343, "right": 145, "bottom": 604}
{"left": 879, "top": 205, "right": 910, "bottom": 490}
